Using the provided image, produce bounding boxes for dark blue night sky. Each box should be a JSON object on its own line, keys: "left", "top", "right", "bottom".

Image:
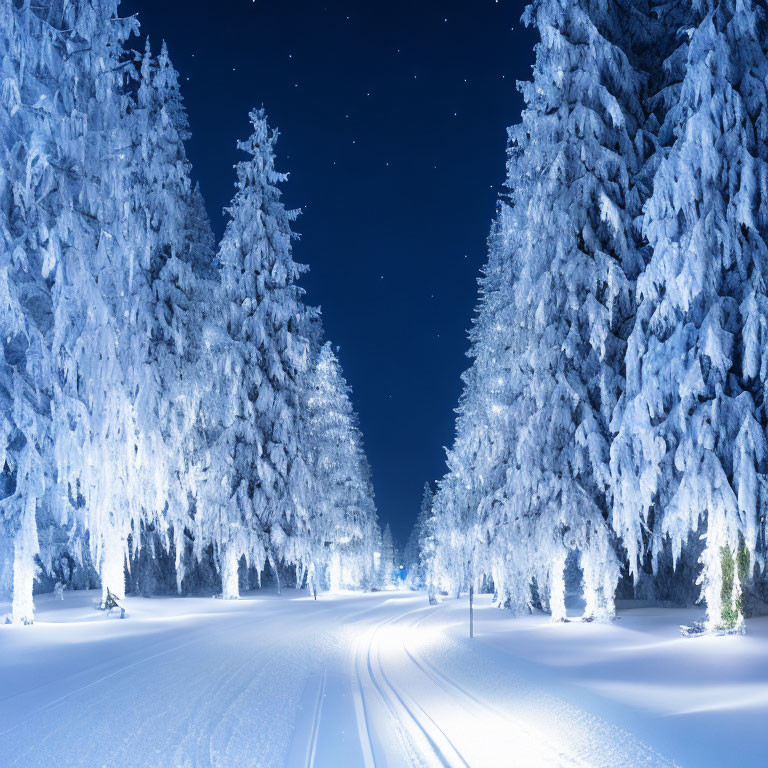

{"left": 123, "top": 0, "right": 534, "bottom": 546}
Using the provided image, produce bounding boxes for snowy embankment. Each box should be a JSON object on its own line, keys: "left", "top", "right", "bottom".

{"left": 0, "top": 591, "right": 765, "bottom": 768}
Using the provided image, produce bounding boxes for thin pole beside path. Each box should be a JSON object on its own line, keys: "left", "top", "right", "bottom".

{"left": 469, "top": 583, "right": 474, "bottom": 639}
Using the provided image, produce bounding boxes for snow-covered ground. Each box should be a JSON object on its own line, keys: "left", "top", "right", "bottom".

{"left": 0, "top": 590, "right": 765, "bottom": 767}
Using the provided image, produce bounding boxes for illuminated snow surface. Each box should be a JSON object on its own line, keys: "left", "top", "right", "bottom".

{"left": 1, "top": 591, "right": 766, "bottom": 767}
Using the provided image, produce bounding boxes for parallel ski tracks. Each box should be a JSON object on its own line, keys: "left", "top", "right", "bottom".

{"left": 1, "top": 593, "right": 678, "bottom": 768}
{"left": 351, "top": 600, "right": 600, "bottom": 768}
{"left": 353, "top": 604, "right": 472, "bottom": 768}
{"left": 399, "top": 608, "right": 591, "bottom": 768}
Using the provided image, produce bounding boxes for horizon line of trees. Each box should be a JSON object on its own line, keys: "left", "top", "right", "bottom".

{"left": 0, "top": 0, "right": 382, "bottom": 624}
{"left": 409, "top": 0, "right": 768, "bottom": 632}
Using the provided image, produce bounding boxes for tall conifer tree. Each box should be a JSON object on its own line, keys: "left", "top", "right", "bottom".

{"left": 198, "top": 109, "right": 314, "bottom": 598}
{"left": 613, "top": 0, "right": 768, "bottom": 628}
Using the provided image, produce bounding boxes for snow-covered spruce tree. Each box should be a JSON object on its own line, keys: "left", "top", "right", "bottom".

{"left": 404, "top": 482, "right": 432, "bottom": 588}
{"left": 425, "top": 220, "right": 505, "bottom": 602}
{"left": 418, "top": 490, "right": 439, "bottom": 600}
{"left": 282, "top": 310, "right": 323, "bottom": 595}
{"left": 168, "top": 204, "right": 220, "bottom": 594}
{"left": 428, "top": 474, "right": 473, "bottom": 598}
{"left": 612, "top": 0, "right": 768, "bottom": 630}
{"left": 129, "top": 39, "right": 215, "bottom": 589}
{"left": 606, "top": 0, "right": 694, "bottom": 604}
{"left": 449, "top": 205, "right": 536, "bottom": 613}
{"left": 171, "top": 176, "right": 219, "bottom": 593}
{"left": 430, "top": 0, "right": 647, "bottom": 621}
{"left": 196, "top": 109, "right": 315, "bottom": 599}
{"left": 0, "top": 0, "right": 37, "bottom": 622}
{"left": 41, "top": 0, "right": 172, "bottom": 603}
{"left": 355, "top": 452, "right": 380, "bottom": 588}
{"left": 0, "top": 0, "right": 66, "bottom": 623}
{"left": 186, "top": 182, "right": 218, "bottom": 280}
{"left": 378, "top": 523, "right": 397, "bottom": 588}
{"left": 428, "top": 193, "right": 542, "bottom": 611}
{"left": 496, "top": 0, "right": 648, "bottom": 621}
{"left": 305, "top": 342, "right": 379, "bottom": 591}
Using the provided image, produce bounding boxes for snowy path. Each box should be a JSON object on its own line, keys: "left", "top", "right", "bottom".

{"left": 1, "top": 591, "right": 765, "bottom": 767}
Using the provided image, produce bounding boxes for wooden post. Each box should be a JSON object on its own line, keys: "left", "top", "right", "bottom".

{"left": 469, "top": 582, "right": 474, "bottom": 639}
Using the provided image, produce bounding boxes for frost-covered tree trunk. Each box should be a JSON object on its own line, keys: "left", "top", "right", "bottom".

{"left": 100, "top": 534, "right": 127, "bottom": 603}
{"left": 548, "top": 550, "right": 568, "bottom": 623}
{"left": 306, "top": 561, "right": 319, "bottom": 599}
{"left": 221, "top": 545, "right": 240, "bottom": 600}
{"left": 12, "top": 495, "right": 39, "bottom": 625}
{"left": 581, "top": 532, "right": 620, "bottom": 622}
{"left": 329, "top": 551, "right": 342, "bottom": 593}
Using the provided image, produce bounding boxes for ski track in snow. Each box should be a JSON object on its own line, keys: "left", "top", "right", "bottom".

{"left": 3, "top": 589, "right": 762, "bottom": 767}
